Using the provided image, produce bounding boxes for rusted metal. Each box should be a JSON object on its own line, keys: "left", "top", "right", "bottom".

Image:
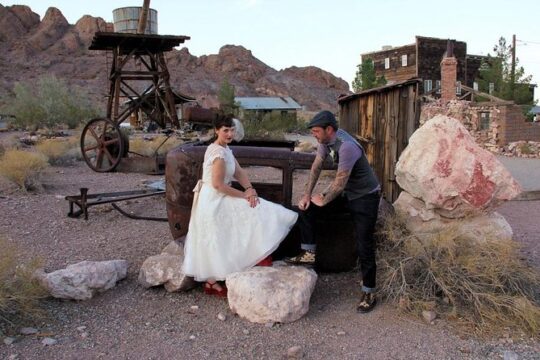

{"left": 165, "top": 141, "right": 323, "bottom": 240}
{"left": 183, "top": 106, "right": 218, "bottom": 126}
{"left": 66, "top": 187, "right": 165, "bottom": 220}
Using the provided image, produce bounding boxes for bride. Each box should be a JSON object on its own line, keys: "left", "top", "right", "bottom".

{"left": 182, "top": 114, "right": 298, "bottom": 296}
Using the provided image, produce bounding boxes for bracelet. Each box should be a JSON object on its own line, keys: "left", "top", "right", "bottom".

{"left": 245, "top": 186, "right": 253, "bottom": 190}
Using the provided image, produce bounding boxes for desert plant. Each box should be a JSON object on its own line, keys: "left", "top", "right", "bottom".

{"left": 243, "top": 112, "right": 300, "bottom": 139}
{"left": 0, "top": 237, "right": 47, "bottom": 331}
{"left": 377, "top": 214, "right": 540, "bottom": 336}
{"left": 519, "top": 143, "right": 534, "bottom": 155}
{"left": 0, "top": 150, "right": 48, "bottom": 190}
{"left": 129, "top": 135, "right": 183, "bottom": 157}
{"left": 35, "top": 136, "right": 82, "bottom": 165}
{"left": 5, "top": 75, "right": 101, "bottom": 130}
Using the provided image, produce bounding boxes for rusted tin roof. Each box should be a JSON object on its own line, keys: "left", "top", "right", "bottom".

{"left": 235, "top": 96, "right": 302, "bottom": 110}
{"left": 338, "top": 78, "right": 421, "bottom": 104}
{"left": 89, "top": 32, "right": 190, "bottom": 54}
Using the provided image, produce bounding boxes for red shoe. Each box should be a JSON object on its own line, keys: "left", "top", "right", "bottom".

{"left": 203, "top": 282, "right": 227, "bottom": 297}
{"left": 256, "top": 255, "right": 273, "bottom": 267}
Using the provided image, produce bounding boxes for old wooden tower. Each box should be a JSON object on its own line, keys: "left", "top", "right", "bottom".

{"left": 338, "top": 79, "right": 421, "bottom": 203}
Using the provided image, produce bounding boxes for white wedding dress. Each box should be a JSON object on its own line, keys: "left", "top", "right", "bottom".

{"left": 182, "top": 143, "right": 298, "bottom": 281}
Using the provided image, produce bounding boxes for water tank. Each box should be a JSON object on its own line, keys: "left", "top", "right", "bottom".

{"left": 112, "top": 7, "right": 158, "bottom": 34}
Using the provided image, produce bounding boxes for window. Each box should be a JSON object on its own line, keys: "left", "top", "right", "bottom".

{"left": 401, "top": 54, "right": 407, "bottom": 67}
{"left": 455, "top": 81, "right": 462, "bottom": 95}
{"left": 479, "top": 112, "right": 490, "bottom": 130}
{"left": 424, "top": 80, "right": 432, "bottom": 94}
{"left": 489, "top": 82, "right": 495, "bottom": 94}
{"left": 384, "top": 57, "right": 390, "bottom": 69}
{"left": 473, "top": 82, "right": 478, "bottom": 91}
{"left": 435, "top": 80, "right": 441, "bottom": 94}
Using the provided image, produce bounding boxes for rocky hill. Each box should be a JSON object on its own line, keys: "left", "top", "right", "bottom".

{"left": 0, "top": 5, "right": 351, "bottom": 113}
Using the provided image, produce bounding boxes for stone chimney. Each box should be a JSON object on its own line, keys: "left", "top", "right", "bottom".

{"left": 440, "top": 40, "right": 457, "bottom": 102}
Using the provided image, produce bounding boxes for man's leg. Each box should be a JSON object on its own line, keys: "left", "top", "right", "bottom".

{"left": 348, "top": 192, "right": 380, "bottom": 312}
{"left": 286, "top": 196, "right": 347, "bottom": 265}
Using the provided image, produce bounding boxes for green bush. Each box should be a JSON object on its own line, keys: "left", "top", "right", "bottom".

{"left": 5, "top": 75, "right": 100, "bottom": 130}
{"left": 0, "top": 149, "right": 49, "bottom": 190}
{"left": 243, "top": 111, "right": 300, "bottom": 139}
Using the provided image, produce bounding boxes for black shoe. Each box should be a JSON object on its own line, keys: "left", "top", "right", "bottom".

{"left": 284, "top": 250, "right": 315, "bottom": 266}
{"left": 356, "top": 291, "right": 377, "bottom": 313}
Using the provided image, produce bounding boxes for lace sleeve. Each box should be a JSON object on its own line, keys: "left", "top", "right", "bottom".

{"left": 204, "top": 145, "right": 226, "bottom": 166}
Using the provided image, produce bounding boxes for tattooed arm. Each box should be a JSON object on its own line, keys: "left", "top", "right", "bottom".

{"left": 313, "top": 169, "right": 351, "bottom": 206}
{"left": 298, "top": 154, "right": 324, "bottom": 210}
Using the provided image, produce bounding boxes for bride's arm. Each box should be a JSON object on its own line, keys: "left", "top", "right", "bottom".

{"left": 211, "top": 158, "right": 247, "bottom": 198}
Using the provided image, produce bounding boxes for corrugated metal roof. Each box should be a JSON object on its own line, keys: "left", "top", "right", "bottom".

{"left": 338, "top": 78, "right": 421, "bottom": 104}
{"left": 235, "top": 96, "right": 302, "bottom": 110}
{"left": 530, "top": 105, "right": 540, "bottom": 114}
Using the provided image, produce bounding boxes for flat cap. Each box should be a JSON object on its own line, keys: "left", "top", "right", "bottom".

{"left": 307, "top": 110, "right": 338, "bottom": 128}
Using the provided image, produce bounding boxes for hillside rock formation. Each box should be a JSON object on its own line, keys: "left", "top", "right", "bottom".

{"left": 0, "top": 5, "right": 350, "bottom": 111}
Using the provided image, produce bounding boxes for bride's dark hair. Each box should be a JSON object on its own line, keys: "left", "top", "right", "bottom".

{"left": 212, "top": 113, "right": 234, "bottom": 130}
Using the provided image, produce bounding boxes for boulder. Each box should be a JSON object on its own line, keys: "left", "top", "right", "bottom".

{"left": 395, "top": 115, "right": 521, "bottom": 218}
{"left": 394, "top": 191, "right": 513, "bottom": 242}
{"left": 39, "top": 260, "right": 127, "bottom": 300}
{"left": 138, "top": 239, "right": 195, "bottom": 292}
{"left": 226, "top": 266, "right": 317, "bottom": 324}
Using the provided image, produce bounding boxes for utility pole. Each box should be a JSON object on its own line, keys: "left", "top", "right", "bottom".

{"left": 137, "top": 0, "right": 151, "bottom": 34}
{"left": 510, "top": 34, "right": 516, "bottom": 98}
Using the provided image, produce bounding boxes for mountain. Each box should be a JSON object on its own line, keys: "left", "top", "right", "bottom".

{"left": 0, "top": 5, "right": 351, "bottom": 113}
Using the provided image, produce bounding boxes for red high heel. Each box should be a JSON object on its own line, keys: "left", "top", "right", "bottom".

{"left": 256, "top": 255, "right": 273, "bottom": 267}
{"left": 204, "top": 282, "right": 227, "bottom": 297}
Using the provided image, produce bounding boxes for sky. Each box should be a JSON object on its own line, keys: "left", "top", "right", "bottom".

{"left": 3, "top": 0, "right": 540, "bottom": 101}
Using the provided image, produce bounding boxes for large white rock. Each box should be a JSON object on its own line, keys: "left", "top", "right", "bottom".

{"left": 39, "top": 260, "right": 128, "bottom": 300}
{"left": 395, "top": 115, "right": 521, "bottom": 218}
{"left": 394, "top": 191, "right": 513, "bottom": 242}
{"left": 138, "top": 240, "right": 195, "bottom": 292}
{"left": 226, "top": 266, "right": 317, "bottom": 324}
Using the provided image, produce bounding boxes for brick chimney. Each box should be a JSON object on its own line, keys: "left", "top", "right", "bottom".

{"left": 440, "top": 40, "right": 457, "bottom": 102}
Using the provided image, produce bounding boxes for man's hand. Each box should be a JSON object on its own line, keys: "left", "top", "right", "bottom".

{"left": 298, "top": 194, "right": 311, "bottom": 211}
{"left": 310, "top": 193, "right": 324, "bottom": 207}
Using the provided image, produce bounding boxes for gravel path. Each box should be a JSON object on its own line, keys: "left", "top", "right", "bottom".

{"left": 0, "top": 145, "right": 539, "bottom": 358}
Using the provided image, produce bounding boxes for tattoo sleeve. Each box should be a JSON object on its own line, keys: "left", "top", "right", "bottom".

{"left": 321, "top": 169, "right": 351, "bottom": 205}
{"left": 304, "top": 155, "right": 324, "bottom": 195}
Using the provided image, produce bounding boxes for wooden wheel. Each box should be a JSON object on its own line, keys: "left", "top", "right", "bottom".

{"left": 80, "top": 118, "right": 126, "bottom": 172}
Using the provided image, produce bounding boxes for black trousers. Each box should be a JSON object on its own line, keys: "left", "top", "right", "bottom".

{"left": 298, "top": 191, "right": 380, "bottom": 289}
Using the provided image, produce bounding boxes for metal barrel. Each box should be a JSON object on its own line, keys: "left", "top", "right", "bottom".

{"left": 112, "top": 7, "right": 158, "bottom": 34}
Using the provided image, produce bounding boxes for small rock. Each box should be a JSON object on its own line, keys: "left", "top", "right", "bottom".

{"left": 265, "top": 322, "right": 275, "bottom": 328}
{"left": 243, "top": 329, "right": 250, "bottom": 335}
{"left": 189, "top": 335, "right": 196, "bottom": 340}
{"left": 20, "top": 327, "right": 38, "bottom": 335}
{"left": 8, "top": 354, "right": 19, "bottom": 360}
{"left": 145, "top": 322, "right": 150, "bottom": 326}
{"left": 422, "top": 310, "right": 437, "bottom": 323}
{"left": 503, "top": 350, "right": 519, "bottom": 360}
{"left": 286, "top": 345, "right": 303, "bottom": 358}
{"left": 80, "top": 332, "right": 89, "bottom": 339}
{"left": 337, "top": 331, "right": 346, "bottom": 336}
{"left": 190, "top": 305, "right": 199, "bottom": 310}
{"left": 4, "top": 337, "right": 17, "bottom": 345}
{"left": 76, "top": 326, "right": 87, "bottom": 332}
{"left": 41, "top": 337, "right": 58, "bottom": 346}
{"left": 217, "top": 312, "right": 226, "bottom": 321}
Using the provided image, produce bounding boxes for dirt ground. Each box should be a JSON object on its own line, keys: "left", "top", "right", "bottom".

{"left": 1, "top": 137, "right": 539, "bottom": 359}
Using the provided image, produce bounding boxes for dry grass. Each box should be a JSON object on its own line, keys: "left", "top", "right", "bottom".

{"left": 129, "top": 135, "right": 184, "bottom": 157}
{"left": 377, "top": 214, "right": 540, "bottom": 337}
{"left": 0, "top": 237, "right": 48, "bottom": 332}
{"left": 35, "top": 136, "right": 81, "bottom": 165}
{"left": 0, "top": 149, "right": 48, "bottom": 190}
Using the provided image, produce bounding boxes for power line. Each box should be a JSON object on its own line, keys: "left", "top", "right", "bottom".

{"left": 516, "top": 39, "right": 540, "bottom": 45}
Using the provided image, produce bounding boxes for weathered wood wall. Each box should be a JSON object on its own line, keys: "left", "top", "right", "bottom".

{"left": 338, "top": 80, "right": 421, "bottom": 202}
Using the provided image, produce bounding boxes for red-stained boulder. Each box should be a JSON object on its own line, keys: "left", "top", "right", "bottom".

{"left": 395, "top": 115, "right": 521, "bottom": 218}
{"left": 27, "top": 7, "right": 69, "bottom": 50}
{"left": 75, "top": 15, "right": 109, "bottom": 45}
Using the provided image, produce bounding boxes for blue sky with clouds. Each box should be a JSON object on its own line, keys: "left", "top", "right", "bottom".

{"left": 4, "top": 0, "right": 540, "bottom": 100}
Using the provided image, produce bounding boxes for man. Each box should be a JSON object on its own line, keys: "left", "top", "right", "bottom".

{"left": 285, "top": 110, "right": 381, "bottom": 313}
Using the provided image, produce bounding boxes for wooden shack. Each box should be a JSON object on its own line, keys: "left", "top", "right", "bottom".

{"left": 338, "top": 78, "right": 421, "bottom": 202}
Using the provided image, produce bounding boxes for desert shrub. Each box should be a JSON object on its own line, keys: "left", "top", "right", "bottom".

{"left": 35, "top": 137, "right": 81, "bottom": 165}
{"left": 5, "top": 75, "right": 101, "bottom": 130}
{"left": 519, "top": 143, "right": 534, "bottom": 155}
{"left": 0, "top": 237, "right": 47, "bottom": 331}
{"left": 377, "top": 214, "right": 540, "bottom": 336}
{"left": 243, "top": 112, "right": 300, "bottom": 139}
{"left": 129, "top": 135, "right": 183, "bottom": 157}
{"left": 0, "top": 149, "right": 48, "bottom": 190}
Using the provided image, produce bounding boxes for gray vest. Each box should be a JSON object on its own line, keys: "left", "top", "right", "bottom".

{"left": 328, "top": 129, "right": 380, "bottom": 200}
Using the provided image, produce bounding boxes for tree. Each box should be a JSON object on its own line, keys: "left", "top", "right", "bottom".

{"left": 476, "top": 37, "right": 534, "bottom": 105}
{"left": 218, "top": 77, "right": 238, "bottom": 115}
{"left": 352, "top": 58, "right": 387, "bottom": 93}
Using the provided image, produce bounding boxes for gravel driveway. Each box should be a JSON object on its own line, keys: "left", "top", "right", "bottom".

{"left": 0, "top": 147, "right": 539, "bottom": 358}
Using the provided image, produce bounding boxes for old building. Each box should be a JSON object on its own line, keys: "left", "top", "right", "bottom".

{"left": 235, "top": 96, "right": 302, "bottom": 121}
{"left": 361, "top": 36, "right": 487, "bottom": 96}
